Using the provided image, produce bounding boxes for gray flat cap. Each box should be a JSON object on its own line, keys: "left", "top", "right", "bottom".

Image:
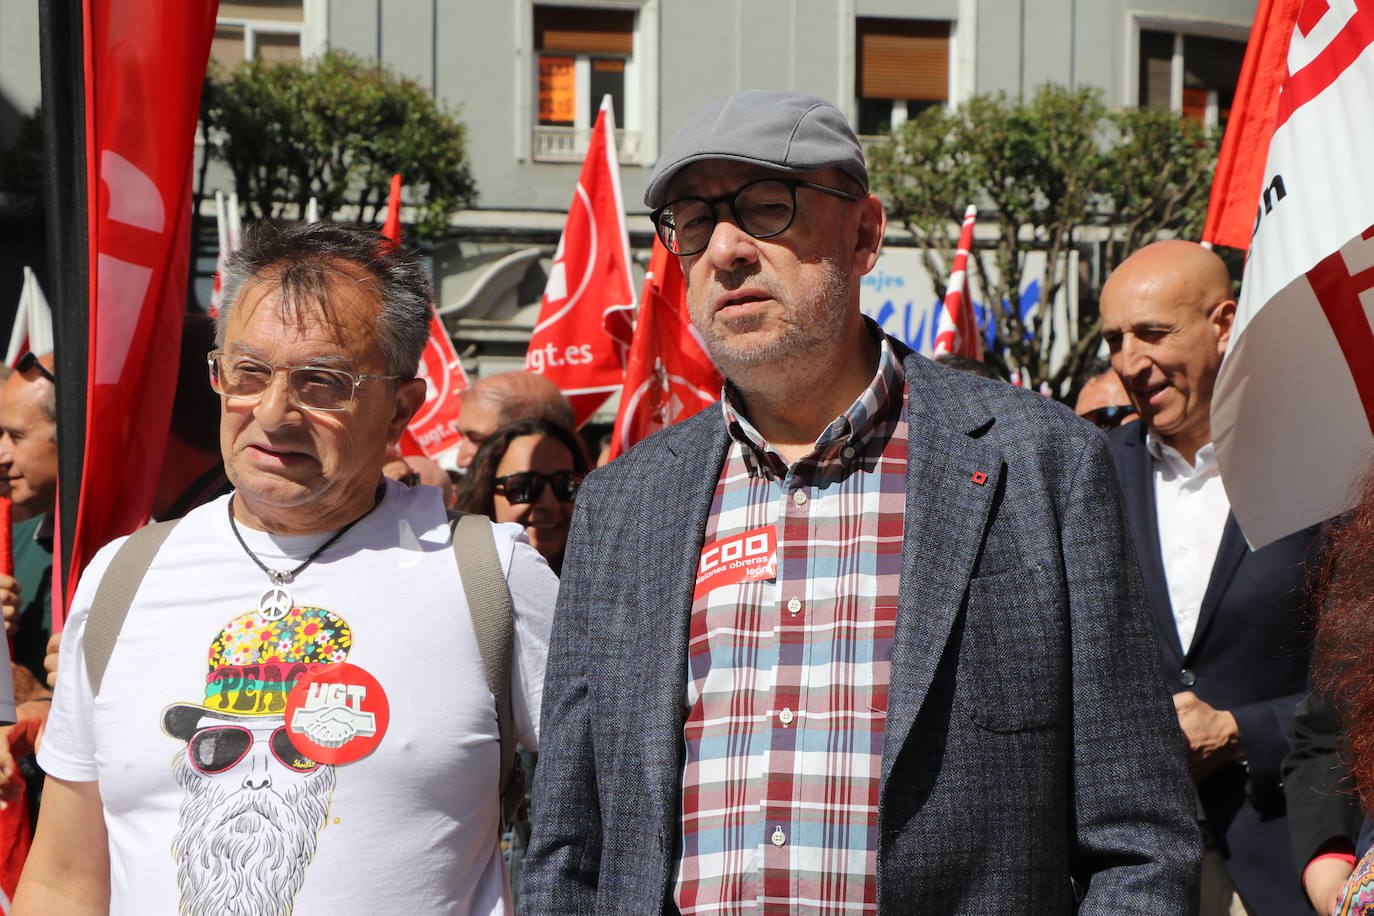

{"left": 644, "top": 90, "right": 868, "bottom": 209}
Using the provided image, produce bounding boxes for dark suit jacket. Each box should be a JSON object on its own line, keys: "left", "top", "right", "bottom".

{"left": 1108, "top": 419, "right": 1315, "bottom": 913}
{"left": 524, "top": 351, "right": 1201, "bottom": 914}
{"left": 1283, "top": 690, "right": 1363, "bottom": 873}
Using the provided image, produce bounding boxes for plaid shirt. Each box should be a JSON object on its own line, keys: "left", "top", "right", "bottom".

{"left": 672, "top": 334, "right": 909, "bottom": 914}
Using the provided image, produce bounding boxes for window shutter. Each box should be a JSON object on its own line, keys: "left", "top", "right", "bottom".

{"left": 857, "top": 19, "right": 949, "bottom": 101}
{"left": 535, "top": 6, "right": 634, "bottom": 56}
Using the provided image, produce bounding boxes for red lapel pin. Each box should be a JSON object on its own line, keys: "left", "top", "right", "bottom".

{"left": 971, "top": 471, "right": 988, "bottom": 485}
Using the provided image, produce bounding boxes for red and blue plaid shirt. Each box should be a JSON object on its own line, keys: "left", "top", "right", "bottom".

{"left": 673, "top": 333, "right": 909, "bottom": 914}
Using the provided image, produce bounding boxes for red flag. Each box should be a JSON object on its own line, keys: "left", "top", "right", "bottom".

{"left": 61, "top": 0, "right": 219, "bottom": 621}
{"left": 608, "top": 240, "right": 722, "bottom": 461}
{"left": 377, "top": 174, "right": 470, "bottom": 462}
{"left": 1212, "top": 0, "right": 1374, "bottom": 547}
{"left": 932, "top": 205, "right": 982, "bottom": 360}
{"left": 1201, "top": 0, "right": 1304, "bottom": 250}
{"left": 526, "top": 97, "right": 635, "bottom": 426}
{"left": 381, "top": 173, "right": 403, "bottom": 245}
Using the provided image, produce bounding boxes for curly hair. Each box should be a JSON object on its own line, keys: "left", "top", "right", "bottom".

{"left": 455, "top": 417, "right": 590, "bottom": 521}
{"left": 1312, "top": 467, "right": 1374, "bottom": 816}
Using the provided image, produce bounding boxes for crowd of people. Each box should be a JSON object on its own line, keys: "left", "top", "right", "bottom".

{"left": 0, "top": 88, "right": 1368, "bottom": 916}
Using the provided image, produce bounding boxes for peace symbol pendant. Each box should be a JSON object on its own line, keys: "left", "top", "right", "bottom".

{"left": 258, "top": 584, "right": 294, "bottom": 621}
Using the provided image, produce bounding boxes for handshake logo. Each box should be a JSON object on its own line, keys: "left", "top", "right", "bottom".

{"left": 291, "top": 681, "right": 378, "bottom": 749}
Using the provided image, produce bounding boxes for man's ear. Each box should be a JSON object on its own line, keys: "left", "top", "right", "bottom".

{"left": 852, "top": 194, "right": 887, "bottom": 277}
{"left": 1211, "top": 298, "right": 1238, "bottom": 356}
{"left": 387, "top": 377, "right": 428, "bottom": 445}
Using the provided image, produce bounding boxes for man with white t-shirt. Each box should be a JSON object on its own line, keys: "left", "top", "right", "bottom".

{"left": 15, "top": 222, "right": 557, "bottom": 915}
{"left": 1100, "top": 240, "right": 1314, "bottom": 915}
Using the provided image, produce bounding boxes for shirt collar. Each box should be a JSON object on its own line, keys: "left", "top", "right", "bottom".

{"left": 1146, "top": 432, "right": 1217, "bottom": 478}
{"left": 720, "top": 319, "right": 905, "bottom": 474}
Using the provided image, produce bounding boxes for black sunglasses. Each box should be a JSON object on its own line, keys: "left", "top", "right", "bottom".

{"left": 1082, "top": 405, "right": 1137, "bottom": 429}
{"left": 494, "top": 470, "right": 581, "bottom": 505}
{"left": 15, "top": 352, "right": 54, "bottom": 384}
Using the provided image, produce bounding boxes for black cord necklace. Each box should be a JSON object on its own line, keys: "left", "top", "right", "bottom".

{"left": 227, "top": 488, "right": 381, "bottom": 620}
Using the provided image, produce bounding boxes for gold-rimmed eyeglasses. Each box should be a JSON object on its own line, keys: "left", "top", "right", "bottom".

{"left": 207, "top": 351, "right": 402, "bottom": 412}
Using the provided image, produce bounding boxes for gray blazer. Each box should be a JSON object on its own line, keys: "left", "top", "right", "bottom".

{"left": 523, "top": 349, "right": 1201, "bottom": 914}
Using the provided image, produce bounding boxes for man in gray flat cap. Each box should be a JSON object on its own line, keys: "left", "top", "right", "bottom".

{"left": 523, "top": 90, "right": 1201, "bottom": 914}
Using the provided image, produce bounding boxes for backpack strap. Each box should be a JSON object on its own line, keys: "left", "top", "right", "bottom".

{"left": 84, "top": 519, "right": 181, "bottom": 698}
{"left": 446, "top": 510, "right": 521, "bottom": 828}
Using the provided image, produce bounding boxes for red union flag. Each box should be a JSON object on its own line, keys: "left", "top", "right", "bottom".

{"left": 1212, "top": 0, "right": 1374, "bottom": 547}
{"left": 608, "top": 239, "right": 722, "bottom": 460}
{"left": 407, "top": 319, "right": 469, "bottom": 459}
{"left": 526, "top": 96, "right": 635, "bottom": 426}
{"left": 376, "top": 173, "right": 469, "bottom": 461}
{"left": 61, "top": 0, "right": 218, "bottom": 616}
{"left": 932, "top": 205, "right": 982, "bottom": 360}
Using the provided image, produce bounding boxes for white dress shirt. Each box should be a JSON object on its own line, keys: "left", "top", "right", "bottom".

{"left": 1149, "top": 437, "right": 1231, "bottom": 652}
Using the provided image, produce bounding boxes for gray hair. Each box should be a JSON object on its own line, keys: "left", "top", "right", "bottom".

{"left": 216, "top": 222, "right": 433, "bottom": 376}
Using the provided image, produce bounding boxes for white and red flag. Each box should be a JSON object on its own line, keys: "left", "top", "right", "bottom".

{"left": 608, "top": 239, "right": 723, "bottom": 461}
{"left": 208, "top": 189, "right": 241, "bottom": 318}
{"left": 377, "top": 173, "right": 469, "bottom": 462}
{"left": 932, "top": 204, "right": 983, "bottom": 360}
{"left": 526, "top": 95, "right": 636, "bottom": 427}
{"left": 1212, "top": 0, "right": 1374, "bottom": 547}
{"left": 6, "top": 266, "right": 53, "bottom": 365}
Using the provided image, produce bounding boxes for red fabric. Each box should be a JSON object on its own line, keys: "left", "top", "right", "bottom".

{"left": 608, "top": 240, "right": 722, "bottom": 461}
{"left": 1202, "top": 0, "right": 1304, "bottom": 250}
{"left": 374, "top": 174, "right": 469, "bottom": 460}
{"left": 381, "top": 173, "right": 403, "bottom": 246}
{"left": 932, "top": 205, "right": 982, "bottom": 360}
{"left": 63, "top": 0, "right": 219, "bottom": 625}
{"left": 0, "top": 778, "right": 30, "bottom": 901}
{"left": 526, "top": 102, "right": 636, "bottom": 427}
{"left": 0, "top": 499, "right": 11, "bottom": 579}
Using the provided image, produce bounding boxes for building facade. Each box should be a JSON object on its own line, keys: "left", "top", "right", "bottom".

{"left": 0, "top": 0, "right": 1257, "bottom": 385}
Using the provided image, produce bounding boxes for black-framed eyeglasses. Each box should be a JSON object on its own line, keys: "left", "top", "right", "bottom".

{"left": 650, "top": 178, "right": 863, "bottom": 256}
{"left": 494, "top": 470, "right": 581, "bottom": 505}
{"left": 1082, "top": 405, "right": 1137, "bottom": 430}
{"left": 15, "top": 352, "right": 54, "bottom": 384}
{"left": 208, "top": 351, "right": 403, "bottom": 412}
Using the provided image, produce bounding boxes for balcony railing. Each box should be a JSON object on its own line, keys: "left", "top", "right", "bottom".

{"left": 533, "top": 126, "right": 643, "bottom": 165}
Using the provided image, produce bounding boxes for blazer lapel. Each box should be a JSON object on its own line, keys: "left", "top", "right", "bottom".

{"left": 883, "top": 357, "right": 1001, "bottom": 786}
{"left": 1185, "top": 513, "right": 1247, "bottom": 662}
{"left": 1115, "top": 424, "right": 1185, "bottom": 664}
{"left": 631, "top": 412, "right": 731, "bottom": 828}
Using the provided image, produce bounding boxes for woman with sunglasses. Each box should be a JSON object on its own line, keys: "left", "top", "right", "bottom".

{"left": 456, "top": 418, "right": 589, "bottom": 575}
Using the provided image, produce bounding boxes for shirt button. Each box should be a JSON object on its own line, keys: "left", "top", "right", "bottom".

{"left": 779, "top": 707, "right": 794, "bottom": 726}
{"left": 1179, "top": 669, "right": 1197, "bottom": 687}
{"left": 842, "top": 446, "right": 855, "bottom": 459}
{"left": 786, "top": 597, "right": 802, "bottom": 615}
{"left": 792, "top": 490, "right": 808, "bottom": 507}
{"left": 771, "top": 826, "right": 787, "bottom": 847}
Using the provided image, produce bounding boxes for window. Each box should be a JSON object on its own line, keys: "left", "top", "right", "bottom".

{"left": 211, "top": 0, "right": 306, "bottom": 69}
{"left": 855, "top": 18, "right": 950, "bottom": 137}
{"left": 533, "top": 6, "right": 639, "bottom": 163}
{"left": 1138, "top": 28, "right": 1246, "bottom": 130}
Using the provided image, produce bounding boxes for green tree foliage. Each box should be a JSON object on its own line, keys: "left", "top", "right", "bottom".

{"left": 201, "top": 51, "right": 476, "bottom": 238}
{"left": 868, "top": 86, "right": 1218, "bottom": 394}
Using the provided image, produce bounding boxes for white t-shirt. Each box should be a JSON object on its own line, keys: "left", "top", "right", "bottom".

{"left": 39, "top": 480, "right": 557, "bottom": 916}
